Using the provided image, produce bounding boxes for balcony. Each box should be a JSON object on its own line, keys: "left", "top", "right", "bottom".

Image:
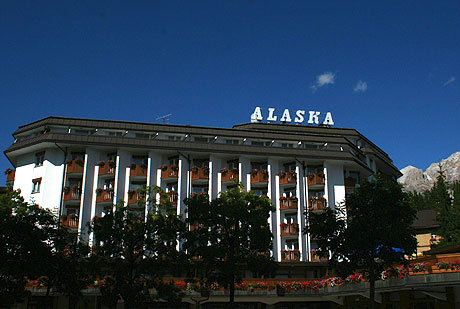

{"left": 61, "top": 214, "right": 79, "bottom": 230}
{"left": 250, "top": 170, "right": 269, "bottom": 184}
{"left": 310, "top": 250, "right": 328, "bottom": 263}
{"left": 66, "top": 159, "right": 84, "bottom": 174}
{"left": 221, "top": 168, "right": 239, "bottom": 183}
{"left": 307, "top": 173, "right": 325, "bottom": 186}
{"left": 96, "top": 189, "right": 114, "bottom": 204}
{"left": 279, "top": 197, "right": 298, "bottom": 210}
{"left": 161, "top": 191, "right": 178, "bottom": 208}
{"left": 281, "top": 249, "right": 300, "bottom": 262}
{"left": 98, "top": 161, "right": 116, "bottom": 177}
{"left": 161, "top": 164, "right": 179, "bottom": 180}
{"left": 191, "top": 166, "right": 209, "bottom": 182}
{"left": 5, "top": 169, "right": 15, "bottom": 183}
{"left": 279, "top": 171, "right": 296, "bottom": 185}
{"left": 130, "top": 163, "right": 148, "bottom": 178}
{"left": 63, "top": 187, "right": 81, "bottom": 201}
{"left": 128, "top": 191, "right": 146, "bottom": 206}
{"left": 308, "top": 197, "right": 327, "bottom": 211}
{"left": 280, "top": 223, "right": 298, "bottom": 236}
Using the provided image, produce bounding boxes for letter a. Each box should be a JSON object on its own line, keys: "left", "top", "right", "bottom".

{"left": 323, "top": 112, "right": 334, "bottom": 125}
{"left": 251, "top": 107, "right": 263, "bottom": 123}
{"left": 280, "top": 109, "right": 292, "bottom": 123}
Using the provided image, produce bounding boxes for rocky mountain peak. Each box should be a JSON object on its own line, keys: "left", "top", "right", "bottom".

{"left": 398, "top": 152, "right": 460, "bottom": 192}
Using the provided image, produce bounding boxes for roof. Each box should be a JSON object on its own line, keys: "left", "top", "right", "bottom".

{"left": 412, "top": 209, "right": 440, "bottom": 231}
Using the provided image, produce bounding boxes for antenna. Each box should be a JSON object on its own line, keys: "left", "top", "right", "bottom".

{"left": 156, "top": 114, "right": 172, "bottom": 124}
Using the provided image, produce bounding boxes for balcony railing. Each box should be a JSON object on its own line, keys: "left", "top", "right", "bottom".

{"left": 130, "top": 164, "right": 148, "bottom": 178}
{"left": 280, "top": 197, "right": 298, "bottom": 210}
{"left": 161, "top": 165, "right": 179, "bottom": 179}
{"left": 281, "top": 249, "right": 300, "bottom": 262}
{"left": 221, "top": 168, "right": 239, "bottom": 183}
{"left": 250, "top": 170, "right": 269, "bottom": 184}
{"left": 66, "top": 159, "right": 84, "bottom": 174}
{"left": 96, "top": 189, "right": 113, "bottom": 203}
{"left": 307, "top": 173, "right": 325, "bottom": 186}
{"left": 63, "top": 187, "right": 81, "bottom": 201}
{"left": 191, "top": 167, "right": 209, "bottom": 181}
{"left": 279, "top": 171, "right": 296, "bottom": 185}
{"left": 280, "top": 223, "right": 298, "bottom": 236}
{"left": 98, "top": 161, "right": 116, "bottom": 176}
{"left": 61, "top": 214, "right": 79, "bottom": 229}
{"left": 310, "top": 250, "right": 328, "bottom": 262}
{"left": 128, "top": 191, "right": 146, "bottom": 206}
{"left": 308, "top": 197, "right": 327, "bottom": 211}
{"left": 5, "top": 169, "right": 15, "bottom": 183}
{"left": 161, "top": 191, "right": 178, "bottom": 207}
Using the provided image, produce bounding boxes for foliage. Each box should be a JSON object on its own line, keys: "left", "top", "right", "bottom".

{"left": 89, "top": 186, "right": 186, "bottom": 308}
{"left": 0, "top": 187, "right": 89, "bottom": 307}
{"left": 305, "top": 174, "right": 417, "bottom": 308}
{"left": 183, "top": 184, "right": 276, "bottom": 306}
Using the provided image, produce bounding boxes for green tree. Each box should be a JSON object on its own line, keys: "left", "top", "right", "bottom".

{"left": 183, "top": 185, "right": 276, "bottom": 307}
{"left": 89, "top": 187, "right": 186, "bottom": 308}
{"left": 0, "top": 188, "right": 80, "bottom": 307}
{"left": 306, "top": 175, "right": 417, "bottom": 309}
{"left": 429, "top": 167, "right": 460, "bottom": 245}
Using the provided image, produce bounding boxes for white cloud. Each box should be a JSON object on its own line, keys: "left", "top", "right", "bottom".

{"left": 444, "top": 76, "right": 455, "bottom": 86}
{"left": 311, "top": 72, "right": 336, "bottom": 92}
{"left": 353, "top": 80, "right": 368, "bottom": 93}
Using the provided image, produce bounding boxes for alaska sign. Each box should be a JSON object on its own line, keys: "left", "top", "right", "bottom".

{"left": 250, "top": 107, "right": 334, "bottom": 126}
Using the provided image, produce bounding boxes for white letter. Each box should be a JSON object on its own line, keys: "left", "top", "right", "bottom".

{"left": 251, "top": 107, "right": 263, "bottom": 123}
{"left": 294, "top": 110, "right": 305, "bottom": 123}
{"left": 323, "top": 112, "right": 334, "bottom": 125}
{"left": 267, "top": 108, "right": 277, "bottom": 121}
{"left": 307, "top": 111, "right": 320, "bottom": 124}
{"left": 280, "top": 109, "right": 292, "bottom": 123}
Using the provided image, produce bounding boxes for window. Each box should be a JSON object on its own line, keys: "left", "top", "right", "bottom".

{"left": 135, "top": 133, "right": 150, "bottom": 139}
{"left": 35, "top": 152, "right": 45, "bottom": 167}
{"left": 108, "top": 131, "right": 123, "bottom": 137}
{"left": 107, "top": 152, "right": 117, "bottom": 162}
{"left": 32, "top": 178, "right": 41, "bottom": 193}
{"left": 167, "top": 135, "right": 182, "bottom": 141}
{"left": 194, "top": 137, "right": 209, "bottom": 143}
{"left": 251, "top": 140, "right": 271, "bottom": 146}
{"left": 192, "top": 186, "right": 208, "bottom": 194}
{"left": 281, "top": 143, "right": 294, "bottom": 148}
{"left": 285, "top": 240, "right": 299, "bottom": 250}
{"left": 225, "top": 139, "right": 240, "bottom": 145}
{"left": 132, "top": 155, "right": 148, "bottom": 165}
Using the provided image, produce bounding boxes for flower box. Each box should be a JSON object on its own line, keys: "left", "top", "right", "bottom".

{"left": 63, "top": 187, "right": 81, "bottom": 201}
{"left": 96, "top": 189, "right": 113, "bottom": 203}
{"left": 61, "top": 214, "right": 79, "bottom": 229}
{"left": 307, "top": 173, "right": 325, "bottom": 186}
{"left": 221, "top": 168, "right": 239, "bottom": 182}
{"left": 280, "top": 223, "right": 298, "bottom": 236}
{"left": 130, "top": 163, "right": 147, "bottom": 177}
{"left": 279, "top": 171, "right": 296, "bottom": 185}
{"left": 128, "top": 191, "right": 146, "bottom": 206}
{"left": 66, "top": 159, "right": 84, "bottom": 174}
{"left": 308, "top": 197, "right": 326, "bottom": 211}
{"left": 250, "top": 170, "right": 269, "bottom": 184}
{"left": 5, "top": 169, "right": 15, "bottom": 183}
{"left": 160, "top": 164, "right": 179, "bottom": 179}
{"left": 281, "top": 249, "right": 300, "bottom": 262}
{"left": 99, "top": 161, "right": 116, "bottom": 176}
{"left": 191, "top": 166, "right": 209, "bottom": 181}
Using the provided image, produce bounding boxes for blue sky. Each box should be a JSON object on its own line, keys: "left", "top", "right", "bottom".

{"left": 1, "top": 1, "right": 459, "bottom": 181}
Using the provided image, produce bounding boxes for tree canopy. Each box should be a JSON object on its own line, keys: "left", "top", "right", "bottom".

{"left": 89, "top": 187, "right": 186, "bottom": 308}
{"left": 306, "top": 175, "right": 417, "bottom": 309}
{"left": 183, "top": 185, "right": 276, "bottom": 307}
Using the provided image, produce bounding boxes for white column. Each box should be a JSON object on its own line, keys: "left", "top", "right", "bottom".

{"left": 239, "top": 157, "right": 251, "bottom": 191}
{"left": 124, "top": 167, "right": 130, "bottom": 206}
{"left": 275, "top": 175, "right": 281, "bottom": 262}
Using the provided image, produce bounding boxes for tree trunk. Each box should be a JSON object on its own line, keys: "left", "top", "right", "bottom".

{"left": 369, "top": 259, "right": 375, "bottom": 309}
{"left": 229, "top": 274, "right": 235, "bottom": 308}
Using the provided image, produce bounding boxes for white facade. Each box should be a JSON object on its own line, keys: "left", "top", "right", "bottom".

{"left": 5, "top": 117, "right": 400, "bottom": 263}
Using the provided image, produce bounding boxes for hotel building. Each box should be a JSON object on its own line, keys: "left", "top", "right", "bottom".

{"left": 4, "top": 116, "right": 401, "bottom": 263}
